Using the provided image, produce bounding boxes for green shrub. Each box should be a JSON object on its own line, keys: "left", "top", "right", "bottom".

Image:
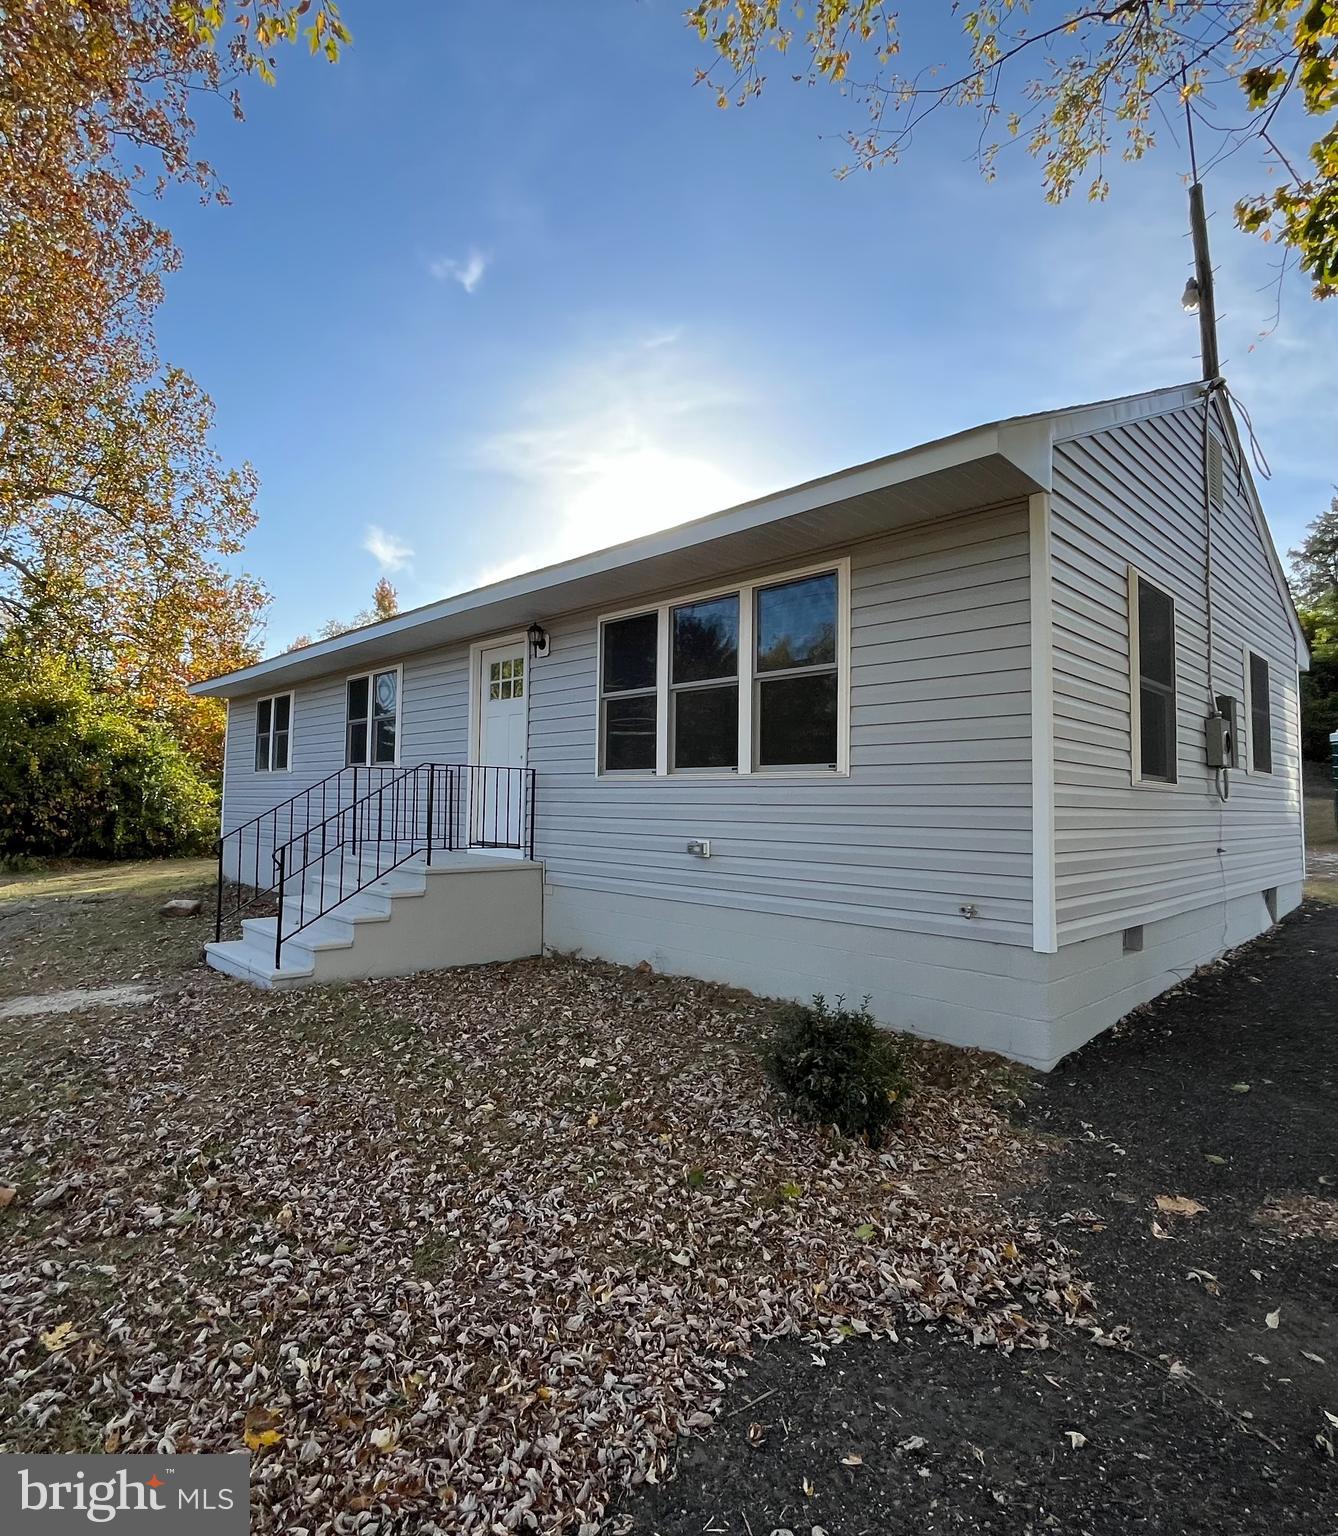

{"left": 0, "top": 650, "right": 218, "bottom": 860}
{"left": 762, "top": 994, "right": 908, "bottom": 1146}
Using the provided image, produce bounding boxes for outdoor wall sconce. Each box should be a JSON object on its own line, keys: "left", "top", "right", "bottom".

{"left": 527, "top": 621, "right": 551, "bottom": 659}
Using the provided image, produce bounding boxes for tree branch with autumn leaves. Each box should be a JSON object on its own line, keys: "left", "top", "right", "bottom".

{"left": 686, "top": 0, "right": 1338, "bottom": 296}
{"left": 0, "top": 2, "right": 347, "bottom": 779}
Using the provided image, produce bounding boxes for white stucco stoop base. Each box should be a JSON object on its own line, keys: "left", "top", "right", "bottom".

{"left": 206, "top": 853, "right": 542, "bottom": 989}
{"left": 541, "top": 879, "right": 1303, "bottom": 1071}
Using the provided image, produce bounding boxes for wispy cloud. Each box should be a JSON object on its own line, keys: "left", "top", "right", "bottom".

{"left": 363, "top": 524, "right": 414, "bottom": 573}
{"left": 641, "top": 325, "right": 684, "bottom": 350}
{"left": 428, "top": 247, "right": 490, "bottom": 294}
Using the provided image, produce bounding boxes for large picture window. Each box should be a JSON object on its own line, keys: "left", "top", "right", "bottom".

{"left": 1131, "top": 573, "right": 1177, "bottom": 784}
{"left": 346, "top": 667, "right": 400, "bottom": 766}
{"left": 597, "top": 562, "right": 847, "bottom": 777}
{"left": 254, "top": 693, "right": 292, "bottom": 772}
{"left": 1246, "top": 650, "right": 1273, "bottom": 774}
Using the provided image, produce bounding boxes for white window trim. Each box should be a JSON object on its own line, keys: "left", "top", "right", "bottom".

{"left": 595, "top": 558, "right": 851, "bottom": 779}
{"left": 1242, "top": 645, "right": 1273, "bottom": 775}
{"left": 344, "top": 663, "right": 403, "bottom": 768}
{"left": 254, "top": 691, "right": 294, "bottom": 774}
{"left": 1128, "top": 567, "right": 1178, "bottom": 788}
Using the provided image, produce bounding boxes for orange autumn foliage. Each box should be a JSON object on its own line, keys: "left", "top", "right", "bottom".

{"left": 0, "top": 2, "right": 346, "bottom": 778}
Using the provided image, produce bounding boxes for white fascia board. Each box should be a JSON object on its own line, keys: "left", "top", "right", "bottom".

{"left": 1047, "top": 380, "right": 1205, "bottom": 443}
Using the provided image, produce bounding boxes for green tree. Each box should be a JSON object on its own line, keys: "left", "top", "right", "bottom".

{"left": 0, "top": 646, "right": 218, "bottom": 859}
{"left": 1297, "top": 604, "right": 1338, "bottom": 763}
{"left": 688, "top": 1, "right": 1338, "bottom": 295}
{"left": 1292, "top": 497, "right": 1338, "bottom": 760}
{"left": 1291, "top": 495, "right": 1338, "bottom": 605}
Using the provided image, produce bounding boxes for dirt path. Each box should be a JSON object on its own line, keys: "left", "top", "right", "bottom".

{"left": 630, "top": 902, "right": 1338, "bottom": 1536}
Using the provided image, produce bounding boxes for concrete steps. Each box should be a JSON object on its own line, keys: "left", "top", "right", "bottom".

{"left": 206, "top": 851, "right": 543, "bottom": 990}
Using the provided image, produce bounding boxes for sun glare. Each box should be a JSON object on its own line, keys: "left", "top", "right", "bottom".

{"left": 562, "top": 445, "right": 753, "bottom": 552}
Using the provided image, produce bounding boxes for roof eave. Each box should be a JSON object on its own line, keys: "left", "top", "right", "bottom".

{"left": 190, "top": 416, "right": 1051, "bottom": 700}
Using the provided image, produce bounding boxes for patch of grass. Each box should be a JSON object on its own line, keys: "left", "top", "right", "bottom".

{"left": 0, "top": 857, "right": 215, "bottom": 1001}
{"left": 411, "top": 1231, "right": 459, "bottom": 1278}
{"left": 1303, "top": 760, "right": 1337, "bottom": 849}
{"left": 0, "top": 857, "right": 215, "bottom": 903}
{"left": 1306, "top": 876, "right": 1338, "bottom": 905}
{"left": 1305, "top": 791, "right": 1337, "bottom": 850}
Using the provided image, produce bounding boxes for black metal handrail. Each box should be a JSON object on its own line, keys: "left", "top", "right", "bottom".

{"left": 213, "top": 762, "right": 538, "bottom": 968}
{"left": 273, "top": 762, "right": 451, "bottom": 967}
{"left": 271, "top": 763, "right": 536, "bottom": 968}
{"left": 452, "top": 763, "right": 538, "bottom": 860}
{"left": 213, "top": 763, "right": 405, "bottom": 943}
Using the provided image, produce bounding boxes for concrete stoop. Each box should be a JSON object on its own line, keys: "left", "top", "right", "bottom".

{"left": 205, "top": 852, "right": 542, "bottom": 989}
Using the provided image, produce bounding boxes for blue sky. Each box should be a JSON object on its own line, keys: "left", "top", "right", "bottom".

{"left": 157, "top": 3, "right": 1338, "bottom": 649}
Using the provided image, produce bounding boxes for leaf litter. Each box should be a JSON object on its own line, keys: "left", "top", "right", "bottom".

{"left": 0, "top": 956, "right": 1080, "bottom": 1533}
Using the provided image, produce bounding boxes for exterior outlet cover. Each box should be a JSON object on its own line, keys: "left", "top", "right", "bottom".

{"left": 687, "top": 839, "right": 711, "bottom": 858}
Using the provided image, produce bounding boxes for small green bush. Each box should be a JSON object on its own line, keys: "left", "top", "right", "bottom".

{"left": 762, "top": 994, "right": 907, "bottom": 1146}
{"left": 0, "top": 649, "right": 218, "bottom": 860}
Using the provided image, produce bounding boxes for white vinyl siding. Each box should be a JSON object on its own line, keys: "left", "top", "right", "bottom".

{"left": 531, "top": 505, "right": 1034, "bottom": 947}
{"left": 222, "top": 505, "right": 1034, "bottom": 943}
{"left": 221, "top": 646, "right": 469, "bottom": 855}
{"left": 1049, "top": 401, "right": 1302, "bottom": 946}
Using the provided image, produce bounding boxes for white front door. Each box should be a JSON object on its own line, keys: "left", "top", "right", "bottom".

{"left": 479, "top": 642, "right": 528, "bottom": 769}
{"left": 472, "top": 641, "right": 529, "bottom": 849}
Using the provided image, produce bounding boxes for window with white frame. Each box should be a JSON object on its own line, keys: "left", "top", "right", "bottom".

{"left": 671, "top": 593, "right": 739, "bottom": 770}
{"left": 1246, "top": 650, "right": 1273, "bottom": 774}
{"left": 600, "top": 612, "right": 658, "bottom": 772}
{"left": 755, "top": 570, "right": 839, "bottom": 768}
{"left": 1131, "top": 572, "right": 1177, "bottom": 784}
{"left": 254, "top": 693, "right": 292, "bottom": 772}
{"left": 598, "top": 563, "right": 846, "bottom": 776}
{"left": 346, "top": 667, "right": 399, "bottom": 766}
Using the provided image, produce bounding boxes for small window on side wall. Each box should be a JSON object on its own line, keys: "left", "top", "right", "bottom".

{"left": 1247, "top": 651, "right": 1273, "bottom": 774}
{"left": 346, "top": 668, "right": 399, "bottom": 766}
{"left": 254, "top": 694, "right": 292, "bottom": 772}
{"left": 1133, "top": 574, "right": 1177, "bottom": 784}
{"left": 600, "top": 612, "right": 658, "bottom": 771}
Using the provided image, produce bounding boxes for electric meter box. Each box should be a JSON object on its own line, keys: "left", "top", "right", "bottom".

{"left": 1207, "top": 695, "right": 1241, "bottom": 770}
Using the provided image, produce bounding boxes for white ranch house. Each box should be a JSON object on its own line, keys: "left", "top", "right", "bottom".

{"left": 193, "top": 381, "right": 1309, "bottom": 1070}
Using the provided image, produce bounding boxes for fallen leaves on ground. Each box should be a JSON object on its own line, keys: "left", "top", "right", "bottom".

{"left": 0, "top": 956, "right": 1078, "bottom": 1533}
{"left": 1155, "top": 1195, "right": 1207, "bottom": 1218}
{"left": 1253, "top": 1192, "right": 1338, "bottom": 1243}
